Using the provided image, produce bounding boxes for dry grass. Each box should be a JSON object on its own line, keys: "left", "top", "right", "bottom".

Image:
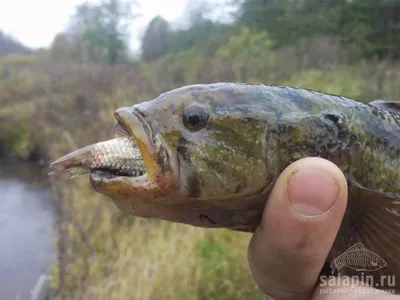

{"left": 49, "top": 179, "right": 263, "bottom": 300}
{"left": 0, "top": 37, "right": 399, "bottom": 299}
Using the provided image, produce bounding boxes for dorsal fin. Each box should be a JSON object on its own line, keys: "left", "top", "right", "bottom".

{"left": 342, "top": 242, "right": 365, "bottom": 254}
{"left": 369, "top": 99, "right": 400, "bottom": 116}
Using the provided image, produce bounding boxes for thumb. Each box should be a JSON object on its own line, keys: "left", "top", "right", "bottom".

{"left": 248, "top": 157, "right": 348, "bottom": 300}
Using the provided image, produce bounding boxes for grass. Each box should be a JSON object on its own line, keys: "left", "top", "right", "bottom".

{"left": 0, "top": 39, "right": 399, "bottom": 299}
{"left": 49, "top": 180, "right": 264, "bottom": 300}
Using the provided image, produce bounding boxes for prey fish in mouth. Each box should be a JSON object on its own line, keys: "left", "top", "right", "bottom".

{"left": 49, "top": 136, "right": 146, "bottom": 178}
{"left": 50, "top": 83, "right": 400, "bottom": 290}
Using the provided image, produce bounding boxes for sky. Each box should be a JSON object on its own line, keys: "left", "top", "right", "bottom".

{"left": 0, "top": 0, "right": 189, "bottom": 51}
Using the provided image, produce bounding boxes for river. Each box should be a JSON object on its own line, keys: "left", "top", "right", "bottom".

{"left": 0, "top": 159, "right": 56, "bottom": 300}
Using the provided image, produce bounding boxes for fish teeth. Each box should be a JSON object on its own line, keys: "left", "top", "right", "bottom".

{"left": 130, "top": 170, "right": 145, "bottom": 177}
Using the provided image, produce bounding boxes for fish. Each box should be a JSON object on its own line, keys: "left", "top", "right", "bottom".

{"left": 330, "top": 243, "right": 387, "bottom": 273}
{"left": 49, "top": 83, "right": 400, "bottom": 290}
{"left": 49, "top": 136, "right": 145, "bottom": 178}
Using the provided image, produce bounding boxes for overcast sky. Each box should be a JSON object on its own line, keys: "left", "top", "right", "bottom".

{"left": 0, "top": 0, "right": 189, "bottom": 50}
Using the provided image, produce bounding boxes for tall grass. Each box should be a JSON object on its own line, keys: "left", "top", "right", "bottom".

{"left": 0, "top": 35, "right": 399, "bottom": 299}
{"left": 50, "top": 180, "right": 262, "bottom": 300}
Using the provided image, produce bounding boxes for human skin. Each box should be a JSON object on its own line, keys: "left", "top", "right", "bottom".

{"left": 247, "top": 157, "right": 400, "bottom": 300}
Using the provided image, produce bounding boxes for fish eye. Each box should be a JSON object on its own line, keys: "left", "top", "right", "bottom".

{"left": 182, "top": 104, "right": 209, "bottom": 131}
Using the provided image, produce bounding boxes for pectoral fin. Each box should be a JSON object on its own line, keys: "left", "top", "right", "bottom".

{"left": 327, "top": 177, "right": 400, "bottom": 286}
{"left": 342, "top": 242, "right": 365, "bottom": 253}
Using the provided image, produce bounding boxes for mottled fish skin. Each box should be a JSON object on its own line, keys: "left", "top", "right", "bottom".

{"left": 63, "top": 83, "right": 400, "bottom": 291}
{"left": 131, "top": 83, "right": 400, "bottom": 198}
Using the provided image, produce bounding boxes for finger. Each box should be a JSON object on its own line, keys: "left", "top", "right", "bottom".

{"left": 248, "top": 157, "right": 348, "bottom": 300}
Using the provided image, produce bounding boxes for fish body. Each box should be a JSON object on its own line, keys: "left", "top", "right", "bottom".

{"left": 50, "top": 83, "right": 400, "bottom": 289}
{"left": 49, "top": 137, "right": 145, "bottom": 178}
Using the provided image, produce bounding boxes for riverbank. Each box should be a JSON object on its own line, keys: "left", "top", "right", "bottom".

{"left": 0, "top": 48, "right": 399, "bottom": 299}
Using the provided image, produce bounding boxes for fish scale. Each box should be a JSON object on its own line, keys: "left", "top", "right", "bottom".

{"left": 88, "top": 138, "right": 145, "bottom": 175}
{"left": 49, "top": 137, "right": 146, "bottom": 177}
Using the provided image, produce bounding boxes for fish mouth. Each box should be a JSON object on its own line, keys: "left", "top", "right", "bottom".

{"left": 90, "top": 106, "right": 170, "bottom": 195}
{"left": 115, "top": 106, "right": 157, "bottom": 178}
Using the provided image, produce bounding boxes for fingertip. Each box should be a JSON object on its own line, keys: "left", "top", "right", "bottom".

{"left": 287, "top": 157, "right": 348, "bottom": 201}
{"left": 287, "top": 158, "right": 348, "bottom": 218}
{"left": 264, "top": 157, "right": 348, "bottom": 227}
{"left": 248, "top": 157, "right": 349, "bottom": 299}
{"left": 261, "top": 158, "right": 348, "bottom": 243}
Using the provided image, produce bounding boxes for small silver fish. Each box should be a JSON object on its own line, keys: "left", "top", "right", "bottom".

{"left": 330, "top": 243, "right": 387, "bottom": 274}
{"left": 49, "top": 137, "right": 145, "bottom": 178}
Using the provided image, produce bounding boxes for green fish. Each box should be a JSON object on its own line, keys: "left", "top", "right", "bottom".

{"left": 50, "top": 83, "right": 400, "bottom": 289}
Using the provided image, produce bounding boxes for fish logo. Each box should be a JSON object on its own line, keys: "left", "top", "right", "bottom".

{"left": 330, "top": 243, "right": 387, "bottom": 274}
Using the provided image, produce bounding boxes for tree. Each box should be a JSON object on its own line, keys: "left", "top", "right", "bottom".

{"left": 65, "top": 0, "right": 140, "bottom": 64}
{"left": 0, "top": 31, "right": 32, "bottom": 56}
{"left": 338, "top": 0, "right": 400, "bottom": 59}
{"left": 237, "top": 0, "right": 400, "bottom": 59}
{"left": 174, "top": 0, "right": 213, "bottom": 29}
{"left": 141, "top": 16, "right": 171, "bottom": 61}
{"left": 49, "top": 33, "right": 73, "bottom": 61}
{"left": 100, "top": 0, "right": 140, "bottom": 64}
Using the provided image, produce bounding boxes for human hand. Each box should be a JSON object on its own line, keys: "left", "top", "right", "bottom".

{"left": 248, "top": 157, "right": 399, "bottom": 299}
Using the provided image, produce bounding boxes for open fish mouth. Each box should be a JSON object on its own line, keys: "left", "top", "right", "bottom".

{"left": 49, "top": 104, "right": 171, "bottom": 197}
{"left": 88, "top": 106, "right": 172, "bottom": 197}
{"left": 48, "top": 106, "right": 158, "bottom": 185}
{"left": 102, "top": 106, "right": 157, "bottom": 180}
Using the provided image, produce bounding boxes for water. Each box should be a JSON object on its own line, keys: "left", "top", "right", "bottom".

{"left": 0, "top": 160, "right": 56, "bottom": 300}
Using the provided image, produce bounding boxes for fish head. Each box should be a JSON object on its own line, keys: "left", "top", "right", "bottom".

{"left": 90, "top": 84, "right": 279, "bottom": 228}
{"left": 372, "top": 256, "right": 387, "bottom": 269}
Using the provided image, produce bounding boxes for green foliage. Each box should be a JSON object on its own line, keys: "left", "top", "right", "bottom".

{"left": 0, "top": 123, "right": 34, "bottom": 159}
{"left": 216, "top": 27, "right": 274, "bottom": 59}
{"left": 0, "top": 53, "right": 38, "bottom": 66}
{"left": 194, "top": 232, "right": 267, "bottom": 300}
{"left": 197, "top": 235, "right": 232, "bottom": 278}
{"left": 213, "top": 27, "right": 276, "bottom": 82}
{"left": 283, "top": 69, "right": 365, "bottom": 100}
{"left": 167, "top": 21, "right": 232, "bottom": 54}
{"left": 338, "top": 0, "right": 400, "bottom": 59}
{"left": 44, "top": 0, "right": 399, "bottom": 64}
{"left": 237, "top": 0, "right": 400, "bottom": 60}
{"left": 54, "top": 0, "right": 140, "bottom": 64}
{"left": 238, "top": 0, "right": 291, "bottom": 44}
